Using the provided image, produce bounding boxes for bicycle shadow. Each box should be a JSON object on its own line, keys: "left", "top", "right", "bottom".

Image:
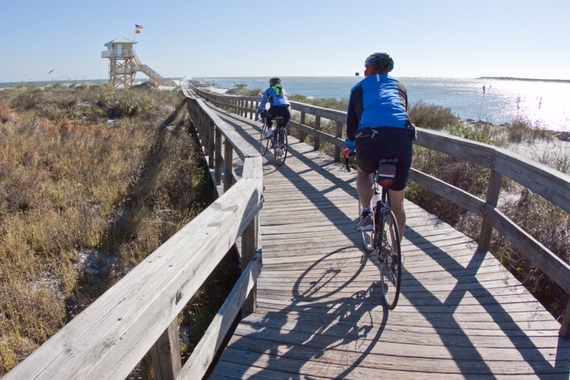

{"left": 215, "top": 246, "right": 390, "bottom": 379}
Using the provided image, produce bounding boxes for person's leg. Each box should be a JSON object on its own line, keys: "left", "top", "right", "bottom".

{"left": 388, "top": 188, "right": 406, "bottom": 242}
{"left": 282, "top": 106, "right": 291, "bottom": 126}
{"left": 356, "top": 167, "right": 374, "bottom": 210}
{"left": 355, "top": 167, "right": 374, "bottom": 230}
{"left": 265, "top": 107, "right": 275, "bottom": 137}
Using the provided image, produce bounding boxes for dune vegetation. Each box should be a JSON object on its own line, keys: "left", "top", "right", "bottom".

{"left": 0, "top": 83, "right": 238, "bottom": 377}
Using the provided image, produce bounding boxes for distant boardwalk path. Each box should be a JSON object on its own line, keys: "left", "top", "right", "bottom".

{"left": 206, "top": 109, "right": 569, "bottom": 379}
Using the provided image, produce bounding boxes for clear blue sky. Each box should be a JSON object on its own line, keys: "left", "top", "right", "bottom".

{"left": 1, "top": 0, "right": 569, "bottom": 82}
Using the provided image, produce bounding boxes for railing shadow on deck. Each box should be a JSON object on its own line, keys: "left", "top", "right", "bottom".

{"left": 403, "top": 226, "right": 570, "bottom": 375}
{"left": 4, "top": 92, "right": 263, "bottom": 380}
{"left": 193, "top": 86, "right": 570, "bottom": 340}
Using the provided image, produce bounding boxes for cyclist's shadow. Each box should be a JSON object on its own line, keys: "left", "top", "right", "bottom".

{"left": 226, "top": 246, "right": 389, "bottom": 379}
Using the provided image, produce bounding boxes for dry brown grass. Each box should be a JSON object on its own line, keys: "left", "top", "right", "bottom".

{"left": 0, "top": 84, "right": 220, "bottom": 376}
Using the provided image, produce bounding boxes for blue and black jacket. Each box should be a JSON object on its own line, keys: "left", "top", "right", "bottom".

{"left": 259, "top": 84, "right": 290, "bottom": 111}
{"left": 346, "top": 74, "right": 410, "bottom": 142}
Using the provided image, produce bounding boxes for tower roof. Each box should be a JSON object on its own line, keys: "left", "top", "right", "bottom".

{"left": 104, "top": 37, "right": 138, "bottom": 46}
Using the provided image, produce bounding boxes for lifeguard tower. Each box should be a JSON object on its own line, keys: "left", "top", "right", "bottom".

{"left": 101, "top": 37, "right": 176, "bottom": 88}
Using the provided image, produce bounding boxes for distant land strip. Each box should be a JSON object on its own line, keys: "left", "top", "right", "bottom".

{"left": 478, "top": 76, "right": 570, "bottom": 83}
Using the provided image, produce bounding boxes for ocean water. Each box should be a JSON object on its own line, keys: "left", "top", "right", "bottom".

{"left": 2, "top": 76, "right": 569, "bottom": 132}
{"left": 197, "top": 76, "right": 570, "bottom": 132}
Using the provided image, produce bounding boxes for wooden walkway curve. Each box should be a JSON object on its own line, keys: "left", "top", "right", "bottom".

{"left": 207, "top": 109, "right": 570, "bottom": 379}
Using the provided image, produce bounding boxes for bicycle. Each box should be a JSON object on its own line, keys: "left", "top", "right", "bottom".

{"left": 344, "top": 151, "right": 402, "bottom": 310}
{"left": 259, "top": 115, "right": 288, "bottom": 166}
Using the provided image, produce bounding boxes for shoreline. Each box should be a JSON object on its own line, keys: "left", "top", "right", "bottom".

{"left": 477, "top": 76, "right": 570, "bottom": 83}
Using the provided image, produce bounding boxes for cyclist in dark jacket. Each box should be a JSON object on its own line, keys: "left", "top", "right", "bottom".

{"left": 345, "top": 52, "right": 414, "bottom": 238}
{"left": 258, "top": 77, "right": 291, "bottom": 138}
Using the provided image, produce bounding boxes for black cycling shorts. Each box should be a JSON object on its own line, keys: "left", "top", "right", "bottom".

{"left": 355, "top": 127, "right": 413, "bottom": 191}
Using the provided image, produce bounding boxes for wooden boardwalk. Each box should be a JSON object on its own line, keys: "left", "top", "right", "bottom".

{"left": 208, "top": 110, "right": 570, "bottom": 379}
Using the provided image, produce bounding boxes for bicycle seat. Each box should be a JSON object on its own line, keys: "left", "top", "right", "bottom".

{"left": 272, "top": 116, "right": 286, "bottom": 128}
{"left": 377, "top": 159, "right": 397, "bottom": 187}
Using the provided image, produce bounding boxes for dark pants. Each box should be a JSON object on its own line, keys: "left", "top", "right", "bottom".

{"left": 355, "top": 127, "right": 414, "bottom": 191}
{"left": 267, "top": 105, "right": 291, "bottom": 127}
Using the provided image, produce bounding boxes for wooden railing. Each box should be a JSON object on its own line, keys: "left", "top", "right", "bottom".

{"left": 193, "top": 86, "right": 570, "bottom": 338}
{"left": 4, "top": 93, "right": 263, "bottom": 379}
{"left": 133, "top": 53, "right": 177, "bottom": 87}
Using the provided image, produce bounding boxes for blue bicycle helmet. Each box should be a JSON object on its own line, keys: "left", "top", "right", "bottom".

{"left": 364, "top": 52, "right": 394, "bottom": 72}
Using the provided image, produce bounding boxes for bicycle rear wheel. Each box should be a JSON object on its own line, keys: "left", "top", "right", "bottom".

{"left": 260, "top": 124, "right": 270, "bottom": 156}
{"left": 377, "top": 209, "right": 402, "bottom": 310}
{"left": 274, "top": 127, "right": 288, "bottom": 166}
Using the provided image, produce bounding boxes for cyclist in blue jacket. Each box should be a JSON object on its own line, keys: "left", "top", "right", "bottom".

{"left": 345, "top": 52, "right": 415, "bottom": 238}
{"left": 258, "top": 77, "right": 291, "bottom": 138}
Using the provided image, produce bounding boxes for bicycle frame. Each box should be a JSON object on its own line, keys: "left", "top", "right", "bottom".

{"left": 345, "top": 153, "right": 402, "bottom": 309}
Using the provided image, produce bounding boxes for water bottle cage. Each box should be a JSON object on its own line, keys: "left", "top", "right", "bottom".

{"left": 377, "top": 163, "right": 396, "bottom": 187}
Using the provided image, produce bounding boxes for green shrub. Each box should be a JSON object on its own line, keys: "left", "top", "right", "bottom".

{"left": 409, "top": 101, "right": 459, "bottom": 130}
{"left": 506, "top": 117, "right": 553, "bottom": 143}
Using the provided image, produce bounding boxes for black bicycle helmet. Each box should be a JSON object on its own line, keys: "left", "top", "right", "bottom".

{"left": 269, "top": 77, "right": 281, "bottom": 86}
{"left": 364, "top": 52, "right": 394, "bottom": 73}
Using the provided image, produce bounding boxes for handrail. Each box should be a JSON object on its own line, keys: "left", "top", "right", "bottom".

{"left": 193, "top": 86, "right": 570, "bottom": 338}
{"left": 4, "top": 93, "right": 264, "bottom": 379}
{"left": 133, "top": 52, "right": 177, "bottom": 87}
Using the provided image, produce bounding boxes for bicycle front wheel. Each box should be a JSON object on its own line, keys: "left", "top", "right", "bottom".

{"left": 274, "top": 127, "right": 288, "bottom": 166}
{"left": 260, "top": 124, "right": 270, "bottom": 156}
{"left": 377, "top": 209, "right": 402, "bottom": 310}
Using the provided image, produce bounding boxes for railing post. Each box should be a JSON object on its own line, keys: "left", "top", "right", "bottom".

{"left": 201, "top": 113, "right": 210, "bottom": 161}
{"left": 215, "top": 129, "right": 222, "bottom": 185}
{"left": 150, "top": 319, "right": 182, "bottom": 380}
{"left": 334, "top": 120, "right": 343, "bottom": 162}
{"left": 198, "top": 110, "right": 206, "bottom": 151}
{"left": 478, "top": 169, "right": 502, "bottom": 252}
{"left": 561, "top": 300, "right": 570, "bottom": 338}
{"left": 242, "top": 215, "right": 260, "bottom": 314}
{"left": 314, "top": 115, "right": 321, "bottom": 151}
{"left": 224, "top": 140, "right": 233, "bottom": 192}
{"left": 208, "top": 120, "right": 215, "bottom": 170}
{"left": 299, "top": 111, "right": 307, "bottom": 143}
